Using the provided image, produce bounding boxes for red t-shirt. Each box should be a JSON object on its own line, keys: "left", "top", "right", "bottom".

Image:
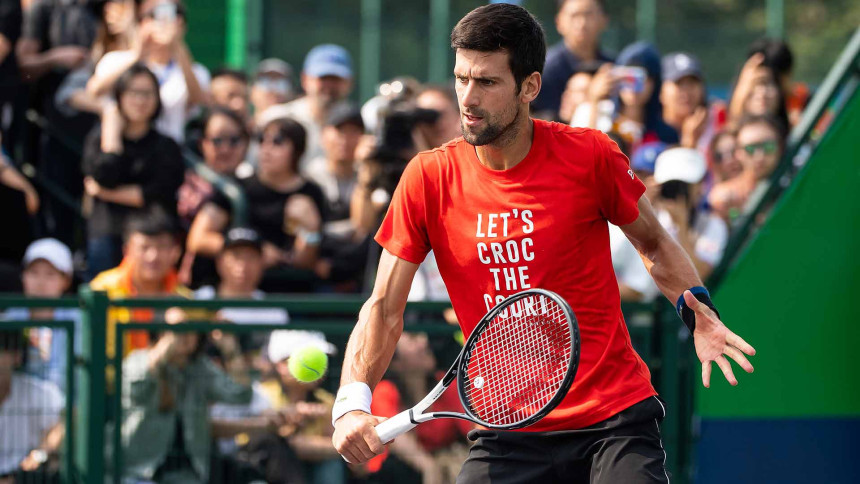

{"left": 375, "top": 119, "right": 656, "bottom": 431}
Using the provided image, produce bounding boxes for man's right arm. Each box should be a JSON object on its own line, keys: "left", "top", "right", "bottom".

{"left": 332, "top": 248, "right": 419, "bottom": 464}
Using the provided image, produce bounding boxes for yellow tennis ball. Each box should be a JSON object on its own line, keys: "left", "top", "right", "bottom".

{"left": 288, "top": 346, "right": 328, "bottom": 383}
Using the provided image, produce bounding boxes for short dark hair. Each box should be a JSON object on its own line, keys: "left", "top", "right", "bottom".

{"left": 451, "top": 3, "right": 546, "bottom": 93}
{"left": 556, "top": 0, "right": 606, "bottom": 14}
{"left": 212, "top": 67, "right": 249, "bottom": 85}
{"left": 114, "top": 63, "right": 163, "bottom": 123}
{"left": 201, "top": 106, "right": 250, "bottom": 141}
{"left": 747, "top": 38, "right": 793, "bottom": 76}
{"left": 123, "top": 206, "right": 180, "bottom": 242}
{"left": 259, "top": 117, "right": 307, "bottom": 173}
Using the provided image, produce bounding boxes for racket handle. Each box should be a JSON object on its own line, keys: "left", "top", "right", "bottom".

{"left": 375, "top": 410, "right": 417, "bottom": 443}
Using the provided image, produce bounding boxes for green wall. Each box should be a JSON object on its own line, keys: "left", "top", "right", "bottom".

{"left": 701, "top": 91, "right": 860, "bottom": 418}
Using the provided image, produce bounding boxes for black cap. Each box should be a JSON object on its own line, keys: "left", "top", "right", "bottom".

{"left": 325, "top": 103, "right": 365, "bottom": 130}
{"left": 223, "top": 226, "right": 263, "bottom": 252}
{"left": 662, "top": 52, "right": 704, "bottom": 83}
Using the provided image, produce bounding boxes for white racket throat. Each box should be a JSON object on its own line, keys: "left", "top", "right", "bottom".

{"left": 375, "top": 378, "right": 449, "bottom": 443}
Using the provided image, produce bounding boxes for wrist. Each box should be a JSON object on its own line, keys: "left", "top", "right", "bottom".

{"left": 331, "top": 382, "right": 372, "bottom": 426}
{"left": 676, "top": 286, "right": 720, "bottom": 333}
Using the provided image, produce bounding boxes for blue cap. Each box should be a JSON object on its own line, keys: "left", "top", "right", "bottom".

{"left": 662, "top": 52, "right": 704, "bottom": 83}
{"left": 303, "top": 44, "right": 353, "bottom": 79}
{"left": 630, "top": 141, "right": 667, "bottom": 174}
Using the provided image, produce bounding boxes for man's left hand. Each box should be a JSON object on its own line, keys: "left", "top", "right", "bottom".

{"left": 685, "top": 290, "right": 756, "bottom": 387}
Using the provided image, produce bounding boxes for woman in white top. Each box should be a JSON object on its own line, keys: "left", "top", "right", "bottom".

{"left": 86, "top": 0, "right": 210, "bottom": 142}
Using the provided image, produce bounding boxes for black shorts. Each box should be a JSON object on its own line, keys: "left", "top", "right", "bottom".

{"left": 457, "top": 396, "right": 670, "bottom": 484}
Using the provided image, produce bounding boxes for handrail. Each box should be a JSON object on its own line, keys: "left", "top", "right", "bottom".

{"left": 0, "top": 296, "right": 81, "bottom": 308}
{"left": 708, "top": 27, "right": 860, "bottom": 289}
{"left": 181, "top": 147, "right": 249, "bottom": 226}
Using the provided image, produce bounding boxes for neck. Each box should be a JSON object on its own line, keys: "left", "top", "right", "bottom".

{"left": 217, "top": 282, "right": 254, "bottom": 298}
{"left": 259, "top": 169, "right": 301, "bottom": 190}
{"left": 664, "top": 111, "right": 685, "bottom": 130}
{"left": 31, "top": 308, "right": 55, "bottom": 320}
{"left": 328, "top": 158, "right": 354, "bottom": 178}
{"left": 475, "top": 114, "right": 533, "bottom": 171}
{"left": 147, "top": 47, "right": 172, "bottom": 66}
{"left": 308, "top": 98, "right": 327, "bottom": 124}
{"left": 565, "top": 40, "right": 597, "bottom": 62}
{"left": 124, "top": 121, "right": 150, "bottom": 140}
{"left": 132, "top": 275, "right": 165, "bottom": 295}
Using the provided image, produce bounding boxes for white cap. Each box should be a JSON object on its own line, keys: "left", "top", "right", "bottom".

{"left": 23, "top": 238, "right": 73, "bottom": 276}
{"left": 268, "top": 330, "right": 337, "bottom": 363}
{"left": 653, "top": 147, "right": 707, "bottom": 184}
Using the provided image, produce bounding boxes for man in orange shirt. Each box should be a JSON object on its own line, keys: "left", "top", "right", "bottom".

{"left": 332, "top": 4, "right": 756, "bottom": 482}
{"left": 90, "top": 208, "right": 191, "bottom": 361}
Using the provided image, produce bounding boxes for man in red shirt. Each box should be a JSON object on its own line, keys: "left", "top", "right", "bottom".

{"left": 332, "top": 4, "right": 756, "bottom": 482}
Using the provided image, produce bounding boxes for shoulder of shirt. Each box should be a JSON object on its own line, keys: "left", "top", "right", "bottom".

{"left": 539, "top": 119, "right": 605, "bottom": 144}
{"left": 89, "top": 266, "right": 124, "bottom": 291}
{"left": 411, "top": 136, "right": 467, "bottom": 166}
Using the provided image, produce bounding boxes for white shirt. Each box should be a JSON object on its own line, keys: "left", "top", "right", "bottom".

{"left": 95, "top": 51, "right": 211, "bottom": 142}
{"left": 258, "top": 97, "right": 324, "bottom": 174}
{"left": 657, "top": 209, "right": 729, "bottom": 268}
{"left": 194, "top": 286, "right": 289, "bottom": 325}
{"left": 0, "top": 374, "right": 65, "bottom": 474}
{"left": 408, "top": 251, "right": 450, "bottom": 302}
{"left": 609, "top": 224, "right": 661, "bottom": 301}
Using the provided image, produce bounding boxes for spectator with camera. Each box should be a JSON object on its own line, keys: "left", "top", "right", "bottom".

{"left": 660, "top": 52, "right": 728, "bottom": 153}
{"left": 87, "top": 0, "right": 210, "bottom": 142}
{"left": 187, "top": 117, "right": 326, "bottom": 291}
{"left": 708, "top": 115, "right": 785, "bottom": 224}
{"left": 533, "top": 0, "right": 613, "bottom": 119}
{"left": 0, "top": 329, "right": 65, "bottom": 483}
{"left": 260, "top": 45, "right": 353, "bottom": 173}
{"left": 728, "top": 45, "right": 789, "bottom": 132}
{"left": 120, "top": 309, "right": 252, "bottom": 484}
{"left": 82, "top": 63, "right": 185, "bottom": 278}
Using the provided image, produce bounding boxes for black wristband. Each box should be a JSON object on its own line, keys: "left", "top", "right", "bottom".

{"left": 676, "top": 286, "right": 720, "bottom": 333}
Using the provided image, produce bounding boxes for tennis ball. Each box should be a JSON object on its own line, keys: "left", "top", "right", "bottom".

{"left": 288, "top": 346, "right": 328, "bottom": 383}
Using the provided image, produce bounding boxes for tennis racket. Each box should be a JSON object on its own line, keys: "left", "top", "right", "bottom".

{"left": 374, "top": 288, "right": 580, "bottom": 443}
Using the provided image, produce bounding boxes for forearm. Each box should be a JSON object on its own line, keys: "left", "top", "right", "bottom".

{"left": 0, "top": 164, "right": 35, "bottom": 194}
{"left": 639, "top": 231, "right": 703, "bottom": 303}
{"left": 98, "top": 185, "right": 144, "bottom": 207}
{"left": 340, "top": 294, "right": 403, "bottom": 389}
{"left": 290, "top": 434, "right": 340, "bottom": 461}
{"left": 210, "top": 417, "right": 271, "bottom": 438}
{"left": 87, "top": 52, "right": 141, "bottom": 97}
{"left": 17, "top": 49, "right": 58, "bottom": 80}
{"left": 175, "top": 44, "right": 208, "bottom": 106}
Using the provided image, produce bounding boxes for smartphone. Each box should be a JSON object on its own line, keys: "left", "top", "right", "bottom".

{"left": 612, "top": 66, "right": 647, "bottom": 94}
{"left": 152, "top": 2, "right": 178, "bottom": 23}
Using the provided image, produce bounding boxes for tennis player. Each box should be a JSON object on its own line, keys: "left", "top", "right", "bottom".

{"left": 332, "top": 4, "right": 756, "bottom": 482}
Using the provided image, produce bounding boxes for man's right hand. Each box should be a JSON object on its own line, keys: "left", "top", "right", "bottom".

{"left": 332, "top": 410, "right": 387, "bottom": 464}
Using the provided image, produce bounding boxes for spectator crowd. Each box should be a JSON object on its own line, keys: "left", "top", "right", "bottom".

{"left": 0, "top": 0, "right": 811, "bottom": 482}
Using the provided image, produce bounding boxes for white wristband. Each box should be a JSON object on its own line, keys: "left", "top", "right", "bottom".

{"left": 331, "top": 382, "right": 373, "bottom": 426}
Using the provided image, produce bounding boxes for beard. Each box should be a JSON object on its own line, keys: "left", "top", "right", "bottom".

{"left": 460, "top": 103, "right": 520, "bottom": 147}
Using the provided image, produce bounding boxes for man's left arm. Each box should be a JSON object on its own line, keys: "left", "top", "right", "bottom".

{"left": 620, "top": 195, "right": 756, "bottom": 388}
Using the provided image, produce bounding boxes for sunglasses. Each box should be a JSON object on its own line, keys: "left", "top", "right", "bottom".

{"left": 741, "top": 140, "right": 778, "bottom": 156}
{"left": 255, "top": 133, "right": 288, "bottom": 146}
{"left": 207, "top": 135, "right": 244, "bottom": 148}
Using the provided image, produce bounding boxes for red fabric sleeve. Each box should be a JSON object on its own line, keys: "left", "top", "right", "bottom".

{"left": 593, "top": 130, "right": 647, "bottom": 226}
{"left": 374, "top": 156, "right": 432, "bottom": 264}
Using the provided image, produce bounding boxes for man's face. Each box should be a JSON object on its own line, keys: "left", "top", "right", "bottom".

{"left": 301, "top": 74, "right": 352, "bottom": 110}
{"left": 321, "top": 122, "right": 363, "bottom": 165}
{"left": 556, "top": 0, "right": 607, "bottom": 51}
{"left": 200, "top": 113, "right": 248, "bottom": 175}
{"left": 211, "top": 76, "right": 249, "bottom": 117}
{"left": 22, "top": 260, "right": 71, "bottom": 298}
{"left": 216, "top": 245, "right": 264, "bottom": 293}
{"left": 416, "top": 90, "right": 461, "bottom": 148}
{"left": 125, "top": 233, "right": 180, "bottom": 287}
{"left": 735, "top": 122, "right": 781, "bottom": 180}
{"left": 660, "top": 76, "right": 705, "bottom": 120}
{"left": 251, "top": 74, "right": 289, "bottom": 112}
{"left": 454, "top": 49, "right": 525, "bottom": 146}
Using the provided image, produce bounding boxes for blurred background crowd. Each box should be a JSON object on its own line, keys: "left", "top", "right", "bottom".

{"left": 0, "top": 0, "right": 850, "bottom": 483}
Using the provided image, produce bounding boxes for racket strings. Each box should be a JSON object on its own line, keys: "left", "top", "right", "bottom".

{"left": 463, "top": 294, "right": 572, "bottom": 426}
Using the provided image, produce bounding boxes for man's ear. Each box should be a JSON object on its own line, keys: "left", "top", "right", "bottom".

{"left": 519, "top": 72, "right": 542, "bottom": 105}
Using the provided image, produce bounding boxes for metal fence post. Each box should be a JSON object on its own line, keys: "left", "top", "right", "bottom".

{"left": 77, "top": 287, "right": 108, "bottom": 484}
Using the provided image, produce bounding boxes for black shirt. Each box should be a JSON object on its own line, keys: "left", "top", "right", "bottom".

{"left": 82, "top": 126, "right": 186, "bottom": 238}
{"left": 0, "top": 0, "right": 22, "bottom": 87}
{"left": 210, "top": 174, "right": 327, "bottom": 250}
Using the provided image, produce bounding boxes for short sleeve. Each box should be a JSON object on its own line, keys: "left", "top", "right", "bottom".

{"left": 374, "top": 156, "right": 432, "bottom": 264}
{"left": 593, "top": 130, "right": 646, "bottom": 226}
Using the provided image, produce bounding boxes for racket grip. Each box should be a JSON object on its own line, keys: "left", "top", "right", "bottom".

{"left": 375, "top": 410, "right": 417, "bottom": 443}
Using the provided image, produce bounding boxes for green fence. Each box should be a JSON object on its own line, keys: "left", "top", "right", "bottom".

{"left": 1, "top": 292, "right": 696, "bottom": 483}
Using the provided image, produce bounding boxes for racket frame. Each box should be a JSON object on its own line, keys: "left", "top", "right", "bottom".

{"left": 375, "top": 289, "right": 580, "bottom": 442}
